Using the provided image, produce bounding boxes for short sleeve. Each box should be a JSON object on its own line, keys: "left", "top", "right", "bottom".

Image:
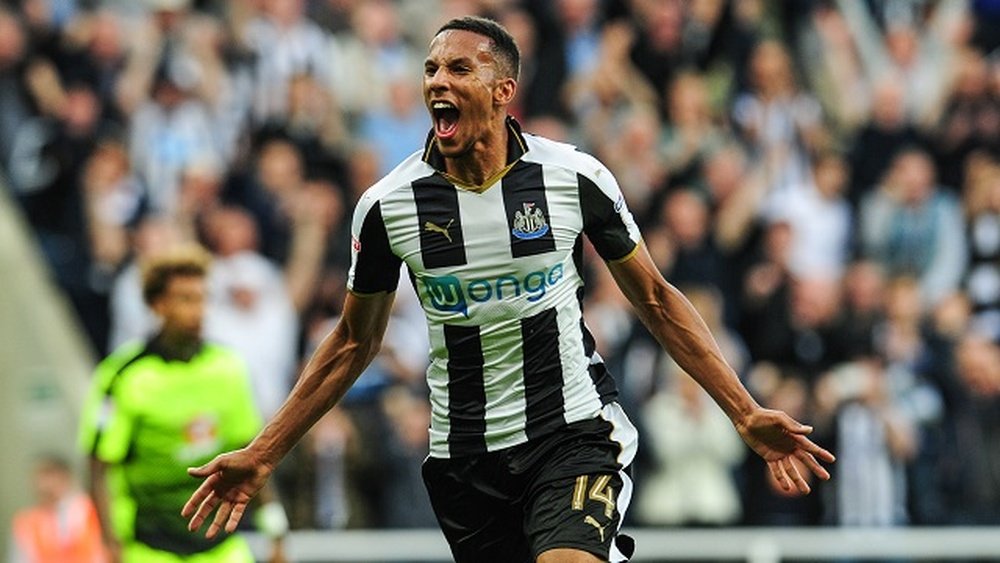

{"left": 347, "top": 194, "right": 402, "bottom": 294}
{"left": 78, "top": 346, "right": 142, "bottom": 461}
{"left": 578, "top": 161, "right": 642, "bottom": 262}
{"left": 86, "top": 381, "right": 136, "bottom": 464}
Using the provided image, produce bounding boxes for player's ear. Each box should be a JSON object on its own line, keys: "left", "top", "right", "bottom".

{"left": 149, "top": 296, "right": 167, "bottom": 317}
{"left": 494, "top": 77, "right": 516, "bottom": 106}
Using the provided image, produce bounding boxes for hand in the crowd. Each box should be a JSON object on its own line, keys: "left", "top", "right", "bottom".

{"left": 182, "top": 448, "right": 274, "bottom": 539}
{"left": 735, "top": 408, "right": 835, "bottom": 495}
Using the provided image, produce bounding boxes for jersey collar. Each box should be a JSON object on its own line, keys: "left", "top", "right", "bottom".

{"left": 421, "top": 115, "right": 529, "bottom": 175}
{"left": 147, "top": 332, "right": 205, "bottom": 363}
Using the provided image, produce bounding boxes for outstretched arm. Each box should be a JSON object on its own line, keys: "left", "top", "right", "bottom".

{"left": 606, "top": 244, "right": 834, "bottom": 493}
{"left": 182, "top": 290, "right": 396, "bottom": 537}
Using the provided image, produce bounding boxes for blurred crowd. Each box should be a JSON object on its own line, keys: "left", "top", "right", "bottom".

{"left": 3, "top": 0, "right": 1000, "bottom": 532}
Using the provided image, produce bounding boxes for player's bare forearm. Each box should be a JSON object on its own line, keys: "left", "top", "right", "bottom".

{"left": 607, "top": 244, "right": 758, "bottom": 423}
{"left": 608, "top": 244, "right": 834, "bottom": 493}
{"left": 250, "top": 290, "right": 395, "bottom": 466}
{"left": 87, "top": 458, "right": 120, "bottom": 552}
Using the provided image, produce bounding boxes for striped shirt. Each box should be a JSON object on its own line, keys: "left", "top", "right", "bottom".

{"left": 348, "top": 117, "right": 641, "bottom": 458}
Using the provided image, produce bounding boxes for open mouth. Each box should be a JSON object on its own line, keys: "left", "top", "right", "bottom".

{"left": 432, "top": 101, "right": 460, "bottom": 140}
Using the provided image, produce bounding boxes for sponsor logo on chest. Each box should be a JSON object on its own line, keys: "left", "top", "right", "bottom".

{"left": 423, "top": 263, "right": 564, "bottom": 317}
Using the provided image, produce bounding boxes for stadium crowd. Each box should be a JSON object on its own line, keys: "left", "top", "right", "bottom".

{"left": 3, "top": 0, "right": 1000, "bottom": 533}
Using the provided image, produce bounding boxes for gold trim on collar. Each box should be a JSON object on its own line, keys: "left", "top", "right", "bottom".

{"left": 442, "top": 160, "right": 518, "bottom": 193}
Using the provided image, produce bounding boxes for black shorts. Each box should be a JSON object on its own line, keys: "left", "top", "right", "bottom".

{"left": 422, "top": 403, "right": 637, "bottom": 563}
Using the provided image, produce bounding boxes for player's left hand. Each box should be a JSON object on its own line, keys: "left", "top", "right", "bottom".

{"left": 735, "top": 408, "right": 835, "bottom": 495}
{"left": 182, "top": 448, "right": 275, "bottom": 539}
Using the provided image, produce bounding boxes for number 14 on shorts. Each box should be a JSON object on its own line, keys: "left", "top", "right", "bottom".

{"left": 571, "top": 475, "right": 616, "bottom": 542}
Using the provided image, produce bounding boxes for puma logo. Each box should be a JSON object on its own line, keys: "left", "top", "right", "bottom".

{"left": 424, "top": 219, "right": 454, "bottom": 243}
{"left": 584, "top": 515, "right": 608, "bottom": 543}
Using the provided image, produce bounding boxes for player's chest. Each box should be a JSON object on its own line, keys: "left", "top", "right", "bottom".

{"left": 382, "top": 163, "right": 583, "bottom": 274}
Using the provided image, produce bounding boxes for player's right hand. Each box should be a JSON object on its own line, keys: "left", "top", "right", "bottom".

{"left": 182, "top": 448, "right": 274, "bottom": 539}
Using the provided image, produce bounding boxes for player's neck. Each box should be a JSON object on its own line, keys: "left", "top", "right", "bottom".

{"left": 443, "top": 122, "right": 509, "bottom": 189}
{"left": 153, "top": 327, "right": 202, "bottom": 361}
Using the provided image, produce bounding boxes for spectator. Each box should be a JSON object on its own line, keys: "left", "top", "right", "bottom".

{"left": 9, "top": 455, "right": 106, "bottom": 563}
{"left": 128, "top": 58, "right": 221, "bottom": 215}
{"left": 834, "top": 0, "right": 967, "bottom": 126}
{"left": 815, "top": 277, "right": 943, "bottom": 526}
{"left": 654, "top": 188, "right": 724, "bottom": 290}
{"left": 327, "top": 0, "right": 418, "bottom": 118}
{"left": 201, "top": 206, "right": 299, "bottom": 421}
{"left": 243, "top": 0, "right": 332, "bottom": 123}
{"left": 358, "top": 74, "right": 431, "bottom": 176}
{"left": 379, "top": 385, "right": 437, "bottom": 528}
{"left": 859, "top": 147, "right": 967, "bottom": 306}
{"left": 932, "top": 48, "right": 1000, "bottom": 189}
{"left": 963, "top": 155, "right": 1000, "bottom": 338}
{"left": 637, "top": 367, "right": 745, "bottom": 526}
{"left": 847, "top": 79, "right": 925, "bottom": 207}
{"left": 945, "top": 334, "right": 1000, "bottom": 524}
{"left": 567, "top": 20, "right": 657, "bottom": 160}
{"left": 659, "top": 71, "right": 729, "bottom": 186}
{"left": 108, "top": 215, "right": 186, "bottom": 349}
{"left": 767, "top": 150, "right": 852, "bottom": 280}
{"left": 732, "top": 39, "right": 826, "bottom": 197}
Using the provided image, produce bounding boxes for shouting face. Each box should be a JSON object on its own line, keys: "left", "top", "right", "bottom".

{"left": 423, "top": 29, "right": 515, "bottom": 159}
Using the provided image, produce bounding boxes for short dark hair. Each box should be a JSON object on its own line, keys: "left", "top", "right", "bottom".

{"left": 141, "top": 244, "right": 211, "bottom": 305}
{"left": 436, "top": 16, "right": 519, "bottom": 81}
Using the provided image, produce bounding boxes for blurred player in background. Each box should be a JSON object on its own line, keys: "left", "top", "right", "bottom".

{"left": 183, "top": 16, "right": 834, "bottom": 563}
{"left": 78, "top": 246, "right": 287, "bottom": 562}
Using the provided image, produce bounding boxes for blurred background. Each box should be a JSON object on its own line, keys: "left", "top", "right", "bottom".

{"left": 1, "top": 0, "right": 1000, "bottom": 560}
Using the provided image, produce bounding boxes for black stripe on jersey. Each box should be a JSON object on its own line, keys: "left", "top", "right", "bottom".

{"left": 413, "top": 176, "right": 467, "bottom": 269}
{"left": 444, "top": 323, "right": 488, "bottom": 455}
{"left": 578, "top": 284, "right": 619, "bottom": 403}
{"left": 503, "top": 161, "right": 557, "bottom": 258}
{"left": 572, "top": 234, "right": 617, "bottom": 402}
{"left": 521, "top": 308, "right": 567, "bottom": 440}
{"left": 579, "top": 173, "right": 636, "bottom": 261}
{"left": 354, "top": 201, "right": 402, "bottom": 293}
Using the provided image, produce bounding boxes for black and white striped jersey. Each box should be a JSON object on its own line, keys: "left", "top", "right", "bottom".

{"left": 348, "top": 117, "right": 642, "bottom": 458}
